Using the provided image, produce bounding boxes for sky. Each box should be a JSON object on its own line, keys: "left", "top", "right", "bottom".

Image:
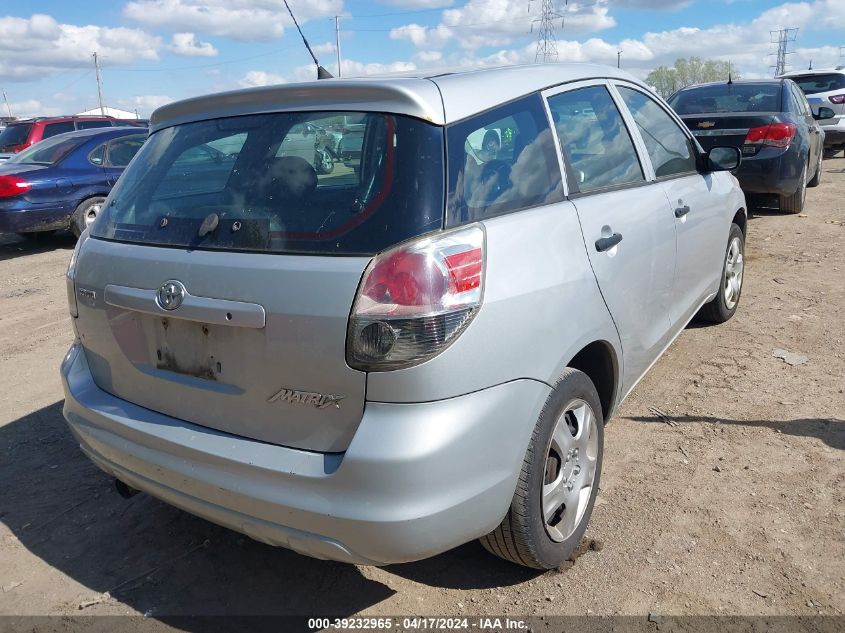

{"left": 1, "top": 0, "right": 843, "bottom": 119}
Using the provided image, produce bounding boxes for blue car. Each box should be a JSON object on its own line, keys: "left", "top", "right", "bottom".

{"left": 0, "top": 127, "right": 146, "bottom": 239}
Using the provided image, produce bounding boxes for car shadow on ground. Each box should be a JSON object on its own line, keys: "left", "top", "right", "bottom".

{"left": 1, "top": 402, "right": 540, "bottom": 624}
{"left": 631, "top": 413, "right": 844, "bottom": 450}
{"left": 0, "top": 231, "right": 75, "bottom": 262}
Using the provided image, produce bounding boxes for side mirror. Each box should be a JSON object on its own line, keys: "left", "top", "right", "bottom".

{"left": 706, "top": 146, "right": 741, "bottom": 172}
{"left": 814, "top": 106, "right": 836, "bottom": 121}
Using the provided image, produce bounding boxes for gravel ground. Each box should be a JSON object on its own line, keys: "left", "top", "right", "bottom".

{"left": 0, "top": 159, "right": 843, "bottom": 629}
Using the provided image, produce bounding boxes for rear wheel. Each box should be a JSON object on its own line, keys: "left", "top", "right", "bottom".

{"left": 71, "top": 197, "right": 106, "bottom": 238}
{"left": 779, "top": 162, "right": 807, "bottom": 214}
{"left": 480, "top": 369, "right": 604, "bottom": 569}
{"left": 697, "top": 222, "right": 744, "bottom": 324}
{"left": 808, "top": 153, "right": 822, "bottom": 188}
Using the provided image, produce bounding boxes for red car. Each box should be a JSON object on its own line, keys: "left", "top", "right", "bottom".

{"left": 0, "top": 116, "right": 147, "bottom": 160}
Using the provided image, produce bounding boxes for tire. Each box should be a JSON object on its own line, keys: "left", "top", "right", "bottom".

{"left": 480, "top": 368, "right": 604, "bottom": 569}
{"left": 807, "top": 153, "right": 822, "bottom": 188}
{"left": 71, "top": 197, "right": 106, "bottom": 238}
{"left": 697, "top": 222, "right": 745, "bottom": 324}
{"left": 779, "top": 162, "right": 807, "bottom": 214}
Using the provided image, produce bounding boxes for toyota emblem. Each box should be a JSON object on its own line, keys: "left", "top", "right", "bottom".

{"left": 156, "top": 280, "right": 186, "bottom": 311}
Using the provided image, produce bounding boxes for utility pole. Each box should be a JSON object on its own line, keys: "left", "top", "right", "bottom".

{"left": 93, "top": 52, "right": 105, "bottom": 115}
{"left": 335, "top": 16, "right": 342, "bottom": 77}
{"left": 530, "top": 0, "right": 565, "bottom": 63}
{"left": 617, "top": 50, "right": 622, "bottom": 68}
{"left": 769, "top": 28, "right": 798, "bottom": 77}
{"left": 1, "top": 89, "right": 12, "bottom": 118}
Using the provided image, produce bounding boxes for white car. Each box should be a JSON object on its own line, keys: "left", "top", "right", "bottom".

{"left": 782, "top": 67, "right": 845, "bottom": 157}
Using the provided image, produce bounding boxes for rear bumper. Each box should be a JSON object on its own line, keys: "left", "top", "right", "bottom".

{"left": 0, "top": 200, "right": 74, "bottom": 233}
{"left": 61, "top": 343, "right": 550, "bottom": 565}
{"left": 734, "top": 150, "right": 802, "bottom": 197}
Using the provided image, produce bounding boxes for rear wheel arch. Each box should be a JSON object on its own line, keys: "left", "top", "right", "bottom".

{"left": 566, "top": 340, "right": 619, "bottom": 421}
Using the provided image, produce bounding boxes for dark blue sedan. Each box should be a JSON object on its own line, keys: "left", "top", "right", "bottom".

{"left": 0, "top": 127, "right": 146, "bottom": 239}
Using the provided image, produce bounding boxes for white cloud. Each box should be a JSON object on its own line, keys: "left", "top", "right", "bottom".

{"left": 124, "top": 0, "right": 343, "bottom": 41}
{"left": 169, "top": 32, "right": 218, "bottom": 57}
{"left": 391, "top": 0, "right": 615, "bottom": 51}
{"left": 239, "top": 70, "right": 287, "bottom": 87}
{"left": 390, "top": 24, "right": 453, "bottom": 48}
{"left": 117, "top": 94, "right": 174, "bottom": 116}
{"left": 0, "top": 14, "right": 160, "bottom": 81}
{"left": 415, "top": 50, "right": 444, "bottom": 63}
{"left": 6, "top": 99, "right": 63, "bottom": 118}
{"left": 312, "top": 41, "right": 337, "bottom": 56}
{"left": 377, "top": 0, "right": 454, "bottom": 7}
{"left": 287, "top": 59, "right": 418, "bottom": 82}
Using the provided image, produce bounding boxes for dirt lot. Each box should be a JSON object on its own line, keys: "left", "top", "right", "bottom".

{"left": 0, "top": 161, "right": 843, "bottom": 628}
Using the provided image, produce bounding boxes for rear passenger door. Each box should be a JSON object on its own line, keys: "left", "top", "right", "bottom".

{"left": 545, "top": 81, "right": 677, "bottom": 393}
{"left": 614, "top": 83, "right": 725, "bottom": 326}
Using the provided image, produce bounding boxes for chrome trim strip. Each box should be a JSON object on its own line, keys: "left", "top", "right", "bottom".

{"left": 692, "top": 128, "right": 749, "bottom": 137}
{"left": 104, "top": 284, "right": 266, "bottom": 329}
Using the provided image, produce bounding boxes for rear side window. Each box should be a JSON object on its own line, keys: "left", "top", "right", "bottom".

{"left": 89, "top": 144, "right": 106, "bottom": 166}
{"left": 91, "top": 112, "right": 445, "bottom": 256}
{"left": 0, "top": 124, "right": 32, "bottom": 148}
{"left": 6, "top": 134, "right": 82, "bottom": 165}
{"left": 105, "top": 135, "right": 145, "bottom": 167}
{"left": 42, "top": 121, "right": 75, "bottom": 139}
{"left": 548, "top": 86, "right": 644, "bottom": 193}
{"left": 789, "top": 73, "right": 845, "bottom": 94}
{"left": 76, "top": 120, "right": 113, "bottom": 130}
{"left": 445, "top": 93, "right": 563, "bottom": 225}
{"left": 617, "top": 87, "right": 697, "bottom": 178}
{"left": 669, "top": 84, "right": 782, "bottom": 114}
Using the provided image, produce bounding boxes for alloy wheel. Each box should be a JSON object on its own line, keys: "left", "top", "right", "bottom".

{"left": 542, "top": 399, "right": 599, "bottom": 543}
{"left": 723, "top": 236, "right": 744, "bottom": 310}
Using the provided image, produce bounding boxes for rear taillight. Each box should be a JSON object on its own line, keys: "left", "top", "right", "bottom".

{"left": 828, "top": 94, "right": 845, "bottom": 105}
{"left": 347, "top": 226, "right": 485, "bottom": 371}
{"left": 744, "top": 123, "right": 796, "bottom": 149}
{"left": 0, "top": 175, "right": 31, "bottom": 198}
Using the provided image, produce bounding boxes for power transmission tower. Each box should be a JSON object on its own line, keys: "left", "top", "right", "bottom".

{"left": 769, "top": 28, "right": 798, "bottom": 77}
{"left": 93, "top": 52, "right": 105, "bottom": 115}
{"left": 530, "top": 0, "right": 566, "bottom": 63}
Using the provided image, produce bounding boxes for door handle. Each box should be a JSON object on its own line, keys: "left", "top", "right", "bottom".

{"left": 675, "top": 205, "right": 691, "bottom": 218}
{"left": 595, "top": 232, "right": 623, "bottom": 252}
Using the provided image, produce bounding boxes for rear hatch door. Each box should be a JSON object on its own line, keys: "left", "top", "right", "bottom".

{"left": 74, "top": 240, "right": 369, "bottom": 453}
{"left": 74, "top": 108, "right": 445, "bottom": 453}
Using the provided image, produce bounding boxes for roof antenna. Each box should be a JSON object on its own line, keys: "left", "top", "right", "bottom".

{"left": 727, "top": 61, "right": 733, "bottom": 85}
{"left": 808, "top": 59, "right": 813, "bottom": 70}
{"left": 282, "top": 0, "right": 333, "bottom": 80}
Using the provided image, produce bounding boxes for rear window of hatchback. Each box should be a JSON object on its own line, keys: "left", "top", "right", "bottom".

{"left": 92, "top": 111, "right": 445, "bottom": 256}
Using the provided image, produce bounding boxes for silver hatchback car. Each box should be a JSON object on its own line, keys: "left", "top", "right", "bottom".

{"left": 62, "top": 64, "right": 746, "bottom": 569}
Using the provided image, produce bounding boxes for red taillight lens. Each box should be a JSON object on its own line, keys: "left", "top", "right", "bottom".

{"left": 348, "top": 226, "right": 485, "bottom": 371}
{"left": 828, "top": 94, "right": 845, "bottom": 105}
{"left": 744, "top": 123, "right": 796, "bottom": 149}
{"left": 0, "top": 175, "right": 31, "bottom": 198}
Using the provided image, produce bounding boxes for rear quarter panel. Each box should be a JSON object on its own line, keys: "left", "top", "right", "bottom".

{"left": 365, "top": 201, "right": 623, "bottom": 405}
